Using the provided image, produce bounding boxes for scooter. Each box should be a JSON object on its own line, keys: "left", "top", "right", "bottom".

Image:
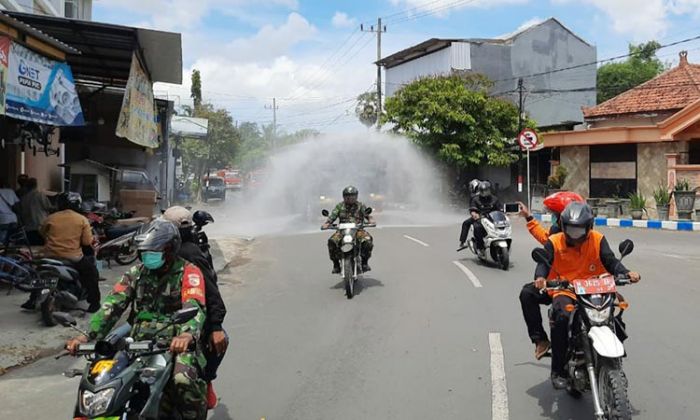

{"left": 532, "top": 239, "right": 636, "bottom": 420}
{"left": 458, "top": 210, "right": 512, "bottom": 270}
{"left": 53, "top": 307, "right": 206, "bottom": 419}
{"left": 35, "top": 258, "right": 87, "bottom": 327}
{"left": 321, "top": 207, "right": 375, "bottom": 299}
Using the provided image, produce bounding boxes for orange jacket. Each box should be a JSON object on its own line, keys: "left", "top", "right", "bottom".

{"left": 546, "top": 230, "right": 608, "bottom": 299}
{"left": 526, "top": 218, "right": 551, "bottom": 245}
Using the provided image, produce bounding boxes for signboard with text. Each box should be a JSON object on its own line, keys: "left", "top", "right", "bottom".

{"left": 116, "top": 53, "right": 158, "bottom": 148}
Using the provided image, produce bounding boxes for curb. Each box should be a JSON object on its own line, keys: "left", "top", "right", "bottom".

{"left": 533, "top": 214, "right": 700, "bottom": 232}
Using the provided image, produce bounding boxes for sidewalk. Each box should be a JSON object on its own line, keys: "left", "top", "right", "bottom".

{"left": 0, "top": 238, "right": 241, "bottom": 375}
{"left": 533, "top": 213, "right": 700, "bottom": 231}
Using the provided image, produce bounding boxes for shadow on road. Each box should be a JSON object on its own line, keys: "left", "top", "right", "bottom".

{"left": 526, "top": 379, "right": 593, "bottom": 419}
{"left": 209, "top": 402, "right": 235, "bottom": 419}
{"left": 330, "top": 277, "right": 384, "bottom": 296}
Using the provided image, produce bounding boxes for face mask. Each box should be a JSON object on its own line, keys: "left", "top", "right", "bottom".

{"left": 565, "top": 225, "right": 587, "bottom": 240}
{"left": 141, "top": 251, "right": 165, "bottom": 270}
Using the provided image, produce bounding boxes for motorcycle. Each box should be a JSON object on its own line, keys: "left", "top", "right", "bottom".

{"left": 321, "top": 207, "right": 375, "bottom": 299}
{"left": 531, "top": 239, "right": 636, "bottom": 420}
{"left": 87, "top": 208, "right": 144, "bottom": 267}
{"left": 192, "top": 210, "right": 215, "bottom": 266}
{"left": 35, "top": 258, "right": 87, "bottom": 327}
{"left": 53, "top": 307, "right": 206, "bottom": 419}
{"left": 458, "top": 210, "right": 512, "bottom": 270}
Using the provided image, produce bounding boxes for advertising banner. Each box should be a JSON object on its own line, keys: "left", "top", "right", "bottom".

{"left": 0, "top": 36, "right": 10, "bottom": 116}
{"left": 116, "top": 53, "right": 158, "bottom": 148}
{"left": 5, "top": 41, "right": 84, "bottom": 126}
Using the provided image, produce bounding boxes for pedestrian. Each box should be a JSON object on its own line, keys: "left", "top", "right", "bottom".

{"left": 19, "top": 178, "right": 52, "bottom": 245}
{"left": 0, "top": 178, "right": 20, "bottom": 244}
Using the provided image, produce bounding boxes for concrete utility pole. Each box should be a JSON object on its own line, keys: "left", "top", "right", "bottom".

{"left": 517, "top": 78, "right": 525, "bottom": 200}
{"left": 361, "top": 18, "right": 386, "bottom": 130}
{"left": 265, "top": 98, "right": 278, "bottom": 150}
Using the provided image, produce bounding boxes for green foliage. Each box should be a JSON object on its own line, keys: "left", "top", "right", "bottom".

{"left": 652, "top": 184, "right": 671, "bottom": 206}
{"left": 191, "top": 69, "right": 202, "bottom": 110}
{"left": 547, "top": 165, "right": 568, "bottom": 189}
{"left": 628, "top": 191, "right": 647, "bottom": 210}
{"left": 597, "top": 41, "right": 666, "bottom": 103}
{"left": 355, "top": 91, "right": 378, "bottom": 128}
{"left": 382, "top": 74, "right": 528, "bottom": 168}
{"left": 674, "top": 178, "right": 691, "bottom": 191}
{"left": 234, "top": 122, "right": 320, "bottom": 171}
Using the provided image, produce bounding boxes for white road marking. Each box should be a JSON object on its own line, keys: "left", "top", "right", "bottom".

{"left": 489, "top": 332, "right": 509, "bottom": 420}
{"left": 403, "top": 234, "right": 430, "bottom": 247}
{"left": 452, "top": 261, "right": 483, "bottom": 288}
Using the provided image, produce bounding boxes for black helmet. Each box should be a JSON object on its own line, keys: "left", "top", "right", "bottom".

{"left": 134, "top": 219, "right": 181, "bottom": 254}
{"left": 56, "top": 192, "right": 82, "bottom": 211}
{"left": 560, "top": 202, "right": 594, "bottom": 245}
{"left": 469, "top": 179, "right": 480, "bottom": 195}
{"left": 342, "top": 186, "right": 359, "bottom": 197}
{"left": 477, "top": 181, "right": 492, "bottom": 197}
{"left": 192, "top": 210, "right": 214, "bottom": 227}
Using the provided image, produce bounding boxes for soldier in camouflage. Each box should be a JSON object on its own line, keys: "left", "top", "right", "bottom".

{"left": 322, "top": 186, "right": 375, "bottom": 273}
{"left": 66, "top": 219, "right": 208, "bottom": 419}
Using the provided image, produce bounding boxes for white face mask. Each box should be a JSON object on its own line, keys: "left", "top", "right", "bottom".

{"left": 565, "top": 225, "right": 587, "bottom": 240}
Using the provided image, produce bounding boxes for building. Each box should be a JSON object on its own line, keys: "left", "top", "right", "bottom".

{"left": 0, "top": 0, "right": 92, "bottom": 20}
{"left": 378, "top": 18, "right": 596, "bottom": 196}
{"left": 544, "top": 51, "right": 700, "bottom": 217}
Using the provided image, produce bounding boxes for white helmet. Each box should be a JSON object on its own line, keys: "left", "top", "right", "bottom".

{"left": 162, "top": 206, "right": 193, "bottom": 228}
{"left": 469, "top": 179, "right": 480, "bottom": 195}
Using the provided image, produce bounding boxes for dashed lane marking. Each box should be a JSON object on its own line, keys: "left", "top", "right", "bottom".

{"left": 452, "top": 260, "right": 483, "bottom": 288}
{"left": 489, "top": 332, "right": 509, "bottom": 420}
{"left": 403, "top": 234, "right": 430, "bottom": 247}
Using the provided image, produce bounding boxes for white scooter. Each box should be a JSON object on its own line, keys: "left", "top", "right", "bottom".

{"left": 458, "top": 210, "right": 512, "bottom": 270}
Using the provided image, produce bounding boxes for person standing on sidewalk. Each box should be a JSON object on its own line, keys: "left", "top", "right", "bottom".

{"left": 0, "top": 178, "right": 20, "bottom": 245}
{"left": 18, "top": 178, "right": 53, "bottom": 245}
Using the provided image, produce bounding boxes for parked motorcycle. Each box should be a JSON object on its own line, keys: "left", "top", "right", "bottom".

{"left": 531, "top": 239, "right": 636, "bottom": 420}
{"left": 458, "top": 210, "right": 512, "bottom": 270}
{"left": 35, "top": 258, "right": 87, "bottom": 326}
{"left": 321, "top": 207, "right": 375, "bottom": 299}
{"left": 53, "top": 307, "right": 205, "bottom": 419}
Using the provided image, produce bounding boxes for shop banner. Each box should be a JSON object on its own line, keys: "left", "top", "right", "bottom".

{"left": 0, "top": 36, "right": 10, "bottom": 116}
{"left": 5, "top": 41, "right": 84, "bottom": 126}
{"left": 116, "top": 53, "right": 158, "bottom": 148}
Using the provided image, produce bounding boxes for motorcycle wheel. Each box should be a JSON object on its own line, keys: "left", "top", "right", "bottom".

{"left": 343, "top": 257, "right": 354, "bottom": 299}
{"left": 500, "top": 249, "right": 510, "bottom": 271}
{"left": 598, "top": 360, "right": 631, "bottom": 420}
{"left": 115, "top": 246, "right": 139, "bottom": 265}
{"left": 41, "top": 293, "right": 59, "bottom": 327}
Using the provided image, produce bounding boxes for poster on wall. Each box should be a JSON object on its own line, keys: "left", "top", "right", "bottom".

{"left": 0, "top": 36, "right": 10, "bottom": 116}
{"left": 116, "top": 53, "right": 158, "bottom": 148}
{"left": 5, "top": 41, "right": 84, "bottom": 126}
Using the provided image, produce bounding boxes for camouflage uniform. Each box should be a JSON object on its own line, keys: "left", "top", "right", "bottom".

{"left": 89, "top": 258, "right": 207, "bottom": 419}
{"left": 326, "top": 201, "right": 374, "bottom": 261}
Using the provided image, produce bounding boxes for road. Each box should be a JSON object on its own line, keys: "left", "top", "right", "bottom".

{"left": 1, "top": 217, "right": 699, "bottom": 419}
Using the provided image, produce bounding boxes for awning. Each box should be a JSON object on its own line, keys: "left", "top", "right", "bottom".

{"left": 5, "top": 12, "right": 182, "bottom": 87}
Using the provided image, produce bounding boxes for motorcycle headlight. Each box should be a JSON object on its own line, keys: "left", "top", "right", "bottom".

{"left": 342, "top": 235, "right": 353, "bottom": 244}
{"left": 585, "top": 306, "right": 611, "bottom": 324}
{"left": 80, "top": 387, "right": 115, "bottom": 417}
{"left": 340, "top": 243, "right": 354, "bottom": 253}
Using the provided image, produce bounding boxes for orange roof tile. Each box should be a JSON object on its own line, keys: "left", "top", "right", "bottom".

{"left": 583, "top": 51, "right": 700, "bottom": 118}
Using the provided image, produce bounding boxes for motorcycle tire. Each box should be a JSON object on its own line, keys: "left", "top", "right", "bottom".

{"left": 500, "top": 249, "right": 510, "bottom": 271}
{"left": 598, "top": 361, "right": 632, "bottom": 420}
{"left": 344, "top": 257, "right": 354, "bottom": 299}
{"left": 41, "top": 293, "right": 58, "bottom": 327}
{"left": 114, "top": 246, "right": 139, "bottom": 265}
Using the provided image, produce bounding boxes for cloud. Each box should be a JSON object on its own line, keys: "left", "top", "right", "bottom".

{"left": 496, "top": 17, "right": 545, "bottom": 39}
{"left": 388, "top": 0, "right": 528, "bottom": 17}
{"left": 332, "top": 11, "right": 357, "bottom": 29}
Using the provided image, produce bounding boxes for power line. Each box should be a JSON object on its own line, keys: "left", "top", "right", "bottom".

{"left": 386, "top": 0, "right": 478, "bottom": 25}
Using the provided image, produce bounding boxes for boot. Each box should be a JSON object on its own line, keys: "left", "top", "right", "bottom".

{"left": 332, "top": 260, "right": 341, "bottom": 274}
{"left": 535, "top": 339, "right": 551, "bottom": 360}
{"left": 551, "top": 372, "right": 567, "bottom": 390}
{"left": 206, "top": 382, "right": 218, "bottom": 409}
{"left": 361, "top": 257, "right": 371, "bottom": 272}
{"left": 20, "top": 298, "right": 36, "bottom": 310}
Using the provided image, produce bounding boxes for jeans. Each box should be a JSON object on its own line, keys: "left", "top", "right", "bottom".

{"left": 202, "top": 329, "right": 229, "bottom": 382}
{"left": 519, "top": 282, "right": 552, "bottom": 343}
{"left": 460, "top": 218, "right": 485, "bottom": 248}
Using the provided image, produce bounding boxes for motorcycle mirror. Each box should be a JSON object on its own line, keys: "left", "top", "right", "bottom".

{"left": 52, "top": 311, "right": 77, "bottom": 327}
{"left": 321, "top": 209, "right": 329, "bottom": 217}
{"left": 618, "top": 239, "right": 634, "bottom": 258}
{"left": 531, "top": 248, "right": 551, "bottom": 266}
{"left": 171, "top": 307, "right": 199, "bottom": 324}
{"left": 364, "top": 207, "right": 373, "bottom": 215}
{"left": 192, "top": 210, "right": 214, "bottom": 226}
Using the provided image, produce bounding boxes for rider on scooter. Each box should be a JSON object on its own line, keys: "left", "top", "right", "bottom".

{"left": 517, "top": 191, "right": 585, "bottom": 359}
{"left": 459, "top": 181, "right": 501, "bottom": 255}
{"left": 532, "top": 202, "right": 641, "bottom": 389}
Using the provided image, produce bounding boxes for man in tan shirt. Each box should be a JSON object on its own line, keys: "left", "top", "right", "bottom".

{"left": 22, "top": 192, "right": 101, "bottom": 312}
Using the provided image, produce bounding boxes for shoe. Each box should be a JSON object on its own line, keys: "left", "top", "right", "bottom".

{"left": 535, "top": 339, "right": 551, "bottom": 360}
{"left": 362, "top": 264, "right": 371, "bottom": 272}
{"left": 551, "top": 373, "right": 568, "bottom": 390}
{"left": 86, "top": 303, "right": 101, "bottom": 313}
{"left": 459, "top": 242, "right": 465, "bottom": 248}
{"left": 20, "top": 299, "right": 36, "bottom": 310}
{"left": 206, "top": 382, "right": 218, "bottom": 409}
{"left": 332, "top": 262, "right": 341, "bottom": 274}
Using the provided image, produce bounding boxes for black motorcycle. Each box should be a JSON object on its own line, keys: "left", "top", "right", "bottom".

{"left": 35, "top": 258, "right": 86, "bottom": 326}
{"left": 192, "top": 210, "right": 215, "bottom": 266}
{"left": 53, "top": 308, "right": 205, "bottom": 419}
{"left": 321, "top": 207, "right": 375, "bottom": 299}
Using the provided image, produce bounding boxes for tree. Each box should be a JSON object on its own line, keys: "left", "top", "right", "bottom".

{"left": 597, "top": 41, "right": 666, "bottom": 103}
{"left": 191, "top": 69, "right": 202, "bottom": 110}
{"left": 383, "top": 74, "right": 528, "bottom": 168}
{"left": 355, "top": 92, "right": 378, "bottom": 128}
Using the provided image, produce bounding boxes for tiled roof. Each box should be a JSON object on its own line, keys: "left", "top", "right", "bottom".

{"left": 583, "top": 52, "right": 700, "bottom": 118}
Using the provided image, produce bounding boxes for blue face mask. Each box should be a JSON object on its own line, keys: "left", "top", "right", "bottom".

{"left": 141, "top": 251, "right": 165, "bottom": 270}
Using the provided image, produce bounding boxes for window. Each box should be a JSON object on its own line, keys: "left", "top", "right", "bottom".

{"left": 690, "top": 142, "right": 700, "bottom": 165}
{"left": 70, "top": 174, "right": 98, "bottom": 201}
{"left": 64, "top": 0, "right": 78, "bottom": 18}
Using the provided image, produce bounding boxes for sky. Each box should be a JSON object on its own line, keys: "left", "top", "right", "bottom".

{"left": 92, "top": 0, "right": 700, "bottom": 133}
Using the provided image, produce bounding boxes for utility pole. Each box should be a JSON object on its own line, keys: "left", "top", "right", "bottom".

{"left": 361, "top": 18, "right": 386, "bottom": 130}
{"left": 265, "top": 97, "right": 278, "bottom": 150}
{"left": 517, "top": 78, "right": 525, "bottom": 201}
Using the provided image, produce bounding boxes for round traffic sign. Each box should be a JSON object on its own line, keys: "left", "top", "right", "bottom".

{"left": 518, "top": 129, "right": 539, "bottom": 150}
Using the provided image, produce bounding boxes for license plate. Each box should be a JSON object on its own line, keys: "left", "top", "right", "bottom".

{"left": 572, "top": 276, "right": 616, "bottom": 295}
{"left": 91, "top": 359, "right": 116, "bottom": 375}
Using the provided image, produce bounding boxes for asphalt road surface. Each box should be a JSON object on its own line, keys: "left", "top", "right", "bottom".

{"left": 1, "top": 218, "right": 699, "bottom": 420}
